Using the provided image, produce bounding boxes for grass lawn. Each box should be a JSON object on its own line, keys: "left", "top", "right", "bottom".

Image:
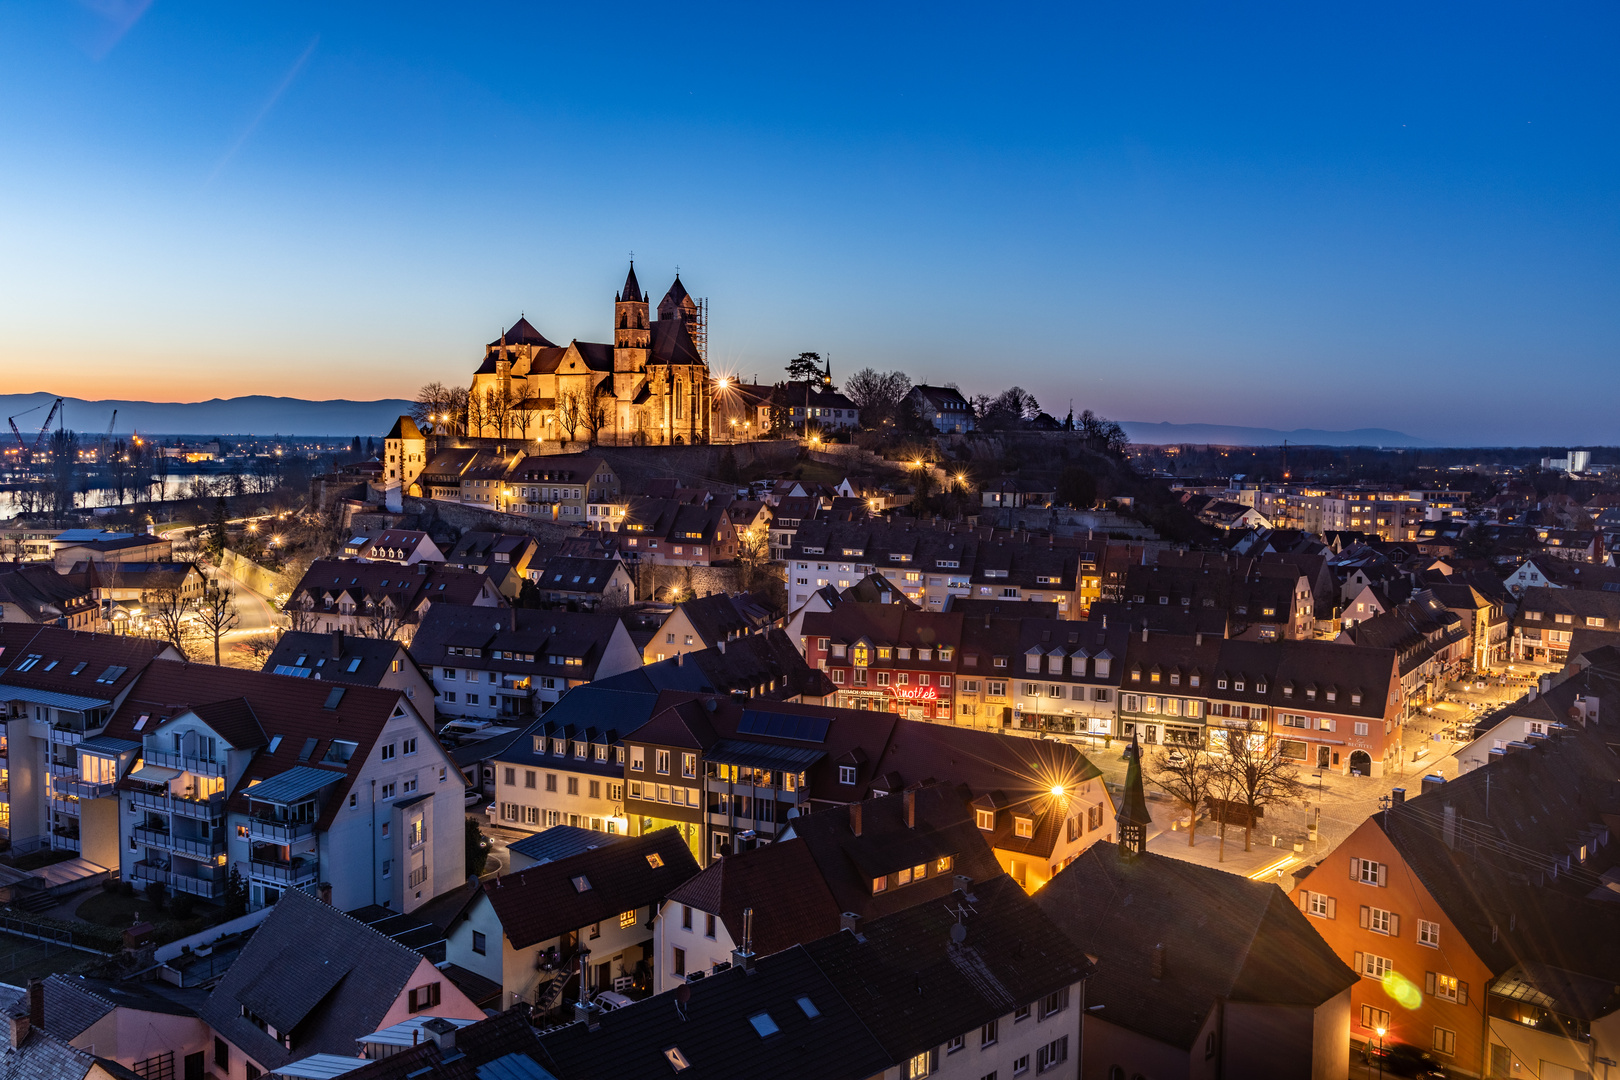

{"left": 74, "top": 890, "right": 169, "bottom": 930}
{"left": 0, "top": 933, "right": 97, "bottom": 983}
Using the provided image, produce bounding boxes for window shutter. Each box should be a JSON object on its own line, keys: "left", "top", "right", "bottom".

{"left": 1458, "top": 981, "right": 1468, "bottom": 1006}
{"left": 407, "top": 988, "right": 419, "bottom": 1012}
{"left": 1350, "top": 857, "right": 1361, "bottom": 881}
{"left": 1360, "top": 905, "right": 1370, "bottom": 929}
{"left": 1354, "top": 951, "right": 1364, "bottom": 974}
{"left": 1389, "top": 913, "right": 1400, "bottom": 937}
{"left": 1425, "top": 971, "right": 1436, "bottom": 996}
{"left": 1327, "top": 897, "right": 1337, "bottom": 919}
{"left": 1376, "top": 863, "right": 1388, "bottom": 887}
{"left": 1298, "top": 891, "right": 1310, "bottom": 913}
{"left": 930, "top": 1048, "right": 940, "bottom": 1071}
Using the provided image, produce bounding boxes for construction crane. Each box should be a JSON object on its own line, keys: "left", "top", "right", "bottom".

{"left": 6, "top": 404, "right": 42, "bottom": 467}
{"left": 101, "top": 409, "right": 117, "bottom": 462}
{"left": 35, "top": 398, "right": 62, "bottom": 446}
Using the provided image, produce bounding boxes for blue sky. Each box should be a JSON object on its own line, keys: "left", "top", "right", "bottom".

{"left": 1, "top": 2, "right": 1615, "bottom": 445}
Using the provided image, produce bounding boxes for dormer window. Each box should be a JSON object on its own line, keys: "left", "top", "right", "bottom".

{"left": 1188, "top": 673, "right": 1198, "bottom": 687}
{"left": 1351, "top": 692, "right": 1362, "bottom": 705}
{"left": 1234, "top": 681, "right": 1244, "bottom": 692}
{"left": 1170, "top": 673, "right": 1180, "bottom": 686}
{"left": 1326, "top": 690, "right": 1337, "bottom": 702}
{"left": 1217, "top": 679, "right": 1228, "bottom": 690}
{"left": 1306, "top": 689, "right": 1317, "bottom": 701}
{"left": 1130, "top": 669, "right": 1141, "bottom": 682}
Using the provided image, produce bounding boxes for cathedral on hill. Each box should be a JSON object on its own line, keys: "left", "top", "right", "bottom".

{"left": 468, "top": 264, "right": 712, "bottom": 446}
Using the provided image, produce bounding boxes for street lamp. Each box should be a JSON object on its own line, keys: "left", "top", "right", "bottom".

{"left": 1374, "top": 1025, "right": 1386, "bottom": 1080}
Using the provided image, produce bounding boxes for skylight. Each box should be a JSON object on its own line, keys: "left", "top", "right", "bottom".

{"left": 69, "top": 662, "right": 86, "bottom": 676}
{"left": 267, "top": 736, "right": 283, "bottom": 754}
{"left": 663, "top": 1048, "right": 690, "bottom": 1073}
{"left": 748, "top": 1013, "right": 779, "bottom": 1037}
{"left": 572, "top": 875, "right": 592, "bottom": 893}
{"left": 797, "top": 996, "right": 820, "bottom": 1019}
{"left": 646, "top": 854, "right": 664, "bottom": 869}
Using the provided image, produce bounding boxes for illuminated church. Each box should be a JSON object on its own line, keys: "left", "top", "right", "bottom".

{"left": 469, "top": 264, "right": 711, "bottom": 446}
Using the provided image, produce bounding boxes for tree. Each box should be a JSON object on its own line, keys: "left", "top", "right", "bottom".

{"left": 484, "top": 386, "right": 513, "bottom": 440}
{"left": 979, "top": 387, "right": 1040, "bottom": 432}
{"left": 196, "top": 577, "right": 241, "bottom": 666}
{"left": 281, "top": 596, "right": 321, "bottom": 633}
{"left": 354, "top": 593, "right": 410, "bottom": 641}
{"left": 735, "top": 525, "right": 771, "bottom": 593}
{"left": 1055, "top": 466, "right": 1097, "bottom": 509}
{"left": 717, "top": 448, "right": 740, "bottom": 484}
{"left": 204, "top": 497, "right": 230, "bottom": 560}
{"left": 581, "top": 383, "right": 613, "bottom": 446}
{"left": 1149, "top": 743, "right": 1218, "bottom": 847}
{"left": 1077, "top": 409, "right": 1129, "bottom": 458}
{"left": 465, "top": 389, "right": 489, "bottom": 439}
{"left": 785, "top": 351, "right": 823, "bottom": 383}
{"left": 466, "top": 817, "right": 490, "bottom": 877}
{"left": 1212, "top": 720, "right": 1307, "bottom": 852}
{"left": 511, "top": 395, "right": 539, "bottom": 443}
{"left": 109, "top": 439, "right": 130, "bottom": 506}
{"left": 143, "top": 585, "right": 199, "bottom": 657}
{"left": 413, "top": 381, "right": 453, "bottom": 432}
{"left": 446, "top": 386, "right": 469, "bottom": 437}
{"left": 842, "top": 368, "right": 911, "bottom": 429}
{"left": 223, "top": 863, "right": 248, "bottom": 919}
{"left": 48, "top": 429, "right": 80, "bottom": 521}
{"left": 554, "top": 391, "right": 585, "bottom": 447}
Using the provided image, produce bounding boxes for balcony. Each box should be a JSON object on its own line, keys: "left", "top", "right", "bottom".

{"left": 58, "top": 778, "right": 117, "bottom": 800}
{"left": 140, "top": 746, "right": 224, "bottom": 778}
{"left": 247, "top": 858, "right": 318, "bottom": 886}
{"left": 132, "top": 825, "right": 224, "bottom": 859}
{"left": 47, "top": 761, "right": 76, "bottom": 779}
{"left": 167, "top": 873, "right": 225, "bottom": 900}
{"left": 128, "top": 789, "right": 225, "bottom": 822}
{"left": 247, "top": 818, "right": 316, "bottom": 844}
{"left": 130, "top": 860, "right": 166, "bottom": 885}
{"left": 51, "top": 833, "right": 80, "bottom": 853}
{"left": 48, "top": 728, "right": 84, "bottom": 746}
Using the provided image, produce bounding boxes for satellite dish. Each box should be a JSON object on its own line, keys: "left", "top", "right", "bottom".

{"left": 949, "top": 923, "right": 967, "bottom": 944}
{"left": 675, "top": 984, "right": 692, "bottom": 1005}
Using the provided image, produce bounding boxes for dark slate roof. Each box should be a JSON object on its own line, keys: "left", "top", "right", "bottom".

{"left": 778, "top": 781, "right": 1007, "bottom": 921}
{"left": 533, "top": 556, "right": 625, "bottom": 595}
{"left": 618, "top": 262, "right": 643, "bottom": 303}
{"left": 648, "top": 318, "right": 703, "bottom": 367}
{"left": 264, "top": 631, "right": 418, "bottom": 689}
{"left": 483, "top": 828, "right": 700, "bottom": 950}
{"left": 410, "top": 604, "right": 629, "bottom": 684}
{"left": 0, "top": 624, "right": 170, "bottom": 703}
{"left": 488, "top": 316, "right": 557, "bottom": 350}
{"left": 804, "top": 875, "right": 1093, "bottom": 1060}
{"left": 336, "top": 1008, "right": 548, "bottom": 1080}
{"left": 508, "top": 824, "right": 630, "bottom": 866}
{"left": 641, "top": 629, "right": 835, "bottom": 701}
{"left": 1035, "top": 843, "right": 1357, "bottom": 1051}
{"left": 198, "top": 888, "right": 430, "bottom": 1070}
{"left": 0, "top": 564, "right": 98, "bottom": 623}
{"left": 42, "top": 973, "right": 202, "bottom": 1040}
{"left": 535, "top": 946, "right": 891, "bottom": 1080}
{"left": 385, "top": 416, "right": 423, "bottom": 441}
{"left": 665, "top": 837, "right": 843, "bottom": 956}
{"left": 492, "top": 685, "right": 662, "bottom": 773}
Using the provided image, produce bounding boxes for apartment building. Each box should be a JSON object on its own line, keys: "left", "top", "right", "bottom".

{"left": 801, "top": 604, "right": 963, "bottom": 721}
{"left": 642, "top": 592, "right": 774, "bottom": 664}
{"left": 411, "top": 604, "right": 642, "bottom": 722}
{"left": 442, "top": 532, "right": 539, "bottom": 599}
{"left": 106, "top": 661, "right": 464, "bottom": 912}
{"left": 0, "top": 627, "right": 179, "bottom": 857}
{"left": 262, "top": 629, "right": 434, "bottom": 721}
{"left": 615, "top": 496, "right": 738, "bottom": 566}
{"left": 978, "top": 614, "right": 1133, "bottom": 738}
{"left": 285, "top": 559, "right": 503, "bottom": 642}
{"left": 788, "top": 519, "right": 980, "bottom": 612}
{"left": 1513, "top": 586, "right": 1620, "bottom": 664}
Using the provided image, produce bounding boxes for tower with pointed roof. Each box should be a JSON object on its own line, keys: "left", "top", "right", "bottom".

{"left": 613, "top": 262, "right": 651, "bottom": 406}
{"left": 1117, "top": 733, "right": 1151, "bottom": 858}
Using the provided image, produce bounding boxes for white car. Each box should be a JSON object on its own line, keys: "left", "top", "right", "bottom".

{"left": 595, "top": 991, "right": 635, "bottom": 1012}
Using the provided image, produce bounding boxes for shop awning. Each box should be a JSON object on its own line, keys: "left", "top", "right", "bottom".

{"left": 127, "top": 764, "right": 180, "bottom": 785}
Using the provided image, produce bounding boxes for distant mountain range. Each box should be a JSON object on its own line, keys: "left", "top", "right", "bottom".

{"left": 0, "top": 392, "right": 1431, "bottom": 446}
{"left": 1119, "top": 421, "right": 1430, "bottom": 448}
{"left": 0, "top": 393, "right": 416, "bottom": 438}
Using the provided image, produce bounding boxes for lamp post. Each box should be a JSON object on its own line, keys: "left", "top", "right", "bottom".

{"left": 1374, "top": 1025, "right": 1386, "bottom": 1080}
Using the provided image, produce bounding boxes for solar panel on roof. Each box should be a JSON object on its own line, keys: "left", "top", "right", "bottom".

{"left": 737, "top": 710, "right": 829, "bottom": 743}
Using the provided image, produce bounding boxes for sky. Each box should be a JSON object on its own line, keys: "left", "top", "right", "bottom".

{"left": 0, "top": 2, "right": 1616, "bottom": 446}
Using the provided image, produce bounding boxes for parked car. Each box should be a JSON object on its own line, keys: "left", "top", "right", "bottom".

{"left": 594, "top": 991, "right": 635, "bottom": 1012}
{"left": 1370, "top": 1042, "right": 1450, "bottom": 1078}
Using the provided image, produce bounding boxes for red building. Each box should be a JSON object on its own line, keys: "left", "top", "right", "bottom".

{"left": 801, "top": 604, "right": 963, "bottom": 720}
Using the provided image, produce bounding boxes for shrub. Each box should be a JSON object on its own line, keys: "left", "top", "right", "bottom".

{"left": 144, "top": 880, "right": 168, "bottom": 911}
{"left": 119, "top": 881, "right": 135, "bottom": 897}
{"left": 170, "top": 893, "right": 197, "bottom": 920}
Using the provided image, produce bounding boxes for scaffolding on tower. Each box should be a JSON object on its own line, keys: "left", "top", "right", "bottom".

{"left": 691, "top": 298, "right": 708, "bottom": 362}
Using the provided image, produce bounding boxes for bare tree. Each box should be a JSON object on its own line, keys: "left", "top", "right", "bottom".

{"left": 842, "top": 369, "right": 911, "bottom": 430}
{"left": 485, "top": 386, "right": 514, "bottom": 440}
{"left": 195, "top": 577, "right": 241, "bottom": 666}
{"left": 240, "top": 630, "right": 281, "bottom": 665}
{"left": 142, "top": 585, "right": 199, "bottom": 658}
{"left": 354, "top": 593, "right": 411, "bottom": 641}
{"left": 581, "top": 383, "right": 612, "bottom": 446}
{"left": 413, "top": 382, "right": 453, "bottom": 432}
{"left": 1212, "top": 719, "right": 1307, "bottom": 851}
{"left": 511, "top": 395, "right": 539, "bottom": 443}
{"left": 446, "top": 386, "right": 469, "bottom": 437}
{"left": 466, "top": 390, "right": 489, "bottom": 439}
{"left": 1148, "top": 743, "right": 1218, "bottom": 848}
{"left": 281, "top": 595, "right": 321, "bottom": 633}
{"left": 554, "top": 391, "right": 585, "bottom": 448}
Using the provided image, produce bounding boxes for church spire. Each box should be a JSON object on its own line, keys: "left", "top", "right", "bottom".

{"left": 620, "top": 261, "right": 643, "bottom": 304}
{"left": 1117, "top": 733, "right": 1151, "bottom": 859}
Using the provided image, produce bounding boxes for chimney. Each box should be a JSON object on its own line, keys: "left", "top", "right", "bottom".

{"left": 903, "top": 788, "right": 916, "bottom": 829}
{"left": 1150, "top": 943, "right": 1166, "bottom": 980}
{"left": 1390, "top": 787, "right": 1405, "bottom": 806}
{"left": 1421, "top": 774, "right": 1445, "bottom": 797}
{"left": 1195, "top": 632, "right": 1203, "bottom": 646}
{"left": 331, "top": 628, "right": 344, "bottom": 658}
{"left": 953, "top": 874, "right": 977, "bottom": 901}
{"left": 1442, "top": 804, "right": 1457, "bottom": 849}
{"left": 1142, "top": 624, "right": 1149, "bottom": 643}
{"left": 421, "top": 1016, "right": 460, "bottom": 1049}
{"left": 27, "top": 981, "right": 42, "bottom": 1033}
{"left": 839, "top": 911, "right": 862, "bottom": 934}
{"left": 318, "top": 882, "right": 333, "bottom": 905}
{"left": 850, "top": 801, "right": 863, "bottom": 837}
{"left": 676, "top": 652, "right": 684, "bottom": 667}
{"left": 732, "top": 907, "right": 757, "bottom": 973}
{"left": 6, "top": 1010, "right": 26, "bottom": 1052}
{"left": 1539, "top": 674, "right": 1552, "bottom": 695}
{"left": 718, "top": 640, "right": 726, "bottom": 655}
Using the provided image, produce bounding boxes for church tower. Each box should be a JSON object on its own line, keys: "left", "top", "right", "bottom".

{"left": 1117, "top": 733, "right": 1151, "bottom": 859}
{"left": 613, "top": 262, "right": 650, "bottom": 430}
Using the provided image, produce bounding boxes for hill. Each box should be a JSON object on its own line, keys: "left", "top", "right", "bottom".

{"left": 1120, "top": 420, "right": 1429, "bottom": 448}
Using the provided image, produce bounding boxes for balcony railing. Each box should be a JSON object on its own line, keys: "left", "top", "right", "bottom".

{"left": 130, "top": 860, "right": 166, "bottom": 884}
{"left": 128, "top": 789, "right": 225, "bottom": 822}
{"left": 247, "top": 818, "right": 316, "bottom": 843}
{"left": 247, "top": 858, "right": 318, "bottom": 886}
{"left": 51, "top": 834, "right": 80, "bottom": 853}
{"left": 48, "top": 728, "right": 84, "bottom": 746}
{"left": 168, "top": 873, "right": 225, "bottom": 899}
{"left": 58, "top": 778, "right": 117, "bottom": 800}
{"left": 132, "top": 825, "right": 224, "bottom": 859}
{"left": 140, "top": 747, "right": 224, "bottom": 778}
{"left": 47, "top": 761, "right": 75, "bottom": 778}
